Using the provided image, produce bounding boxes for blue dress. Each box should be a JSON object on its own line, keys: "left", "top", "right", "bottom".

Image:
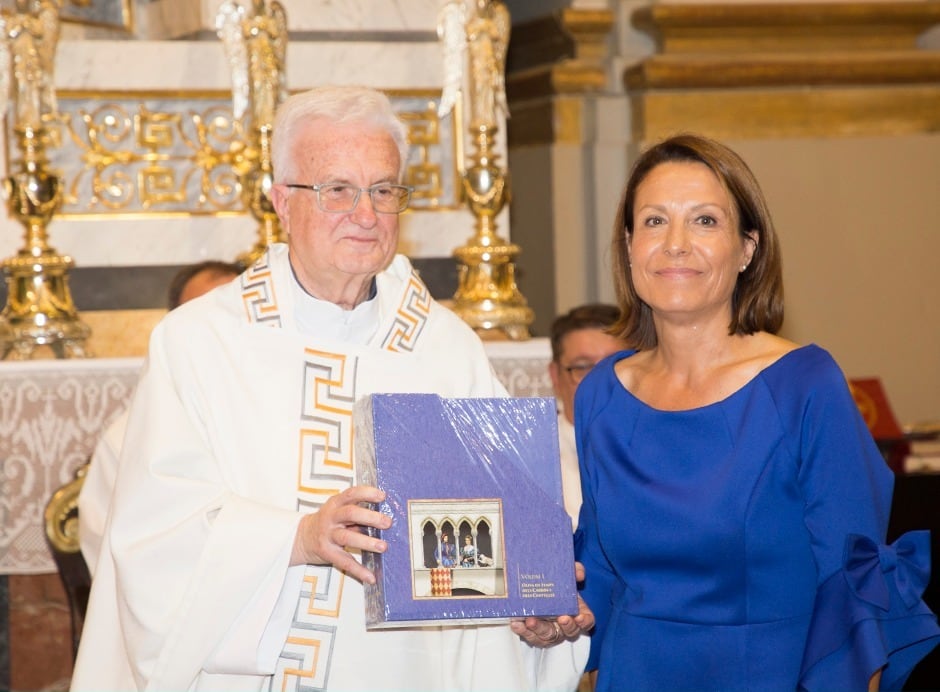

{"left": 574, "top": 345, "right": 940, "bottom": 691}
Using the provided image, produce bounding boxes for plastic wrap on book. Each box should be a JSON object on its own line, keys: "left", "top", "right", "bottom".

{"left": 354, "top": 393, "right": 577, "bottom": 628}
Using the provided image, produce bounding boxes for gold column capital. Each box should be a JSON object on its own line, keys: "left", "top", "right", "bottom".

{"left": 632, "top": 1, "right": 940, "bottom": 54}
{"left": 626, "top": 0, "right": 940, "bottom": 141}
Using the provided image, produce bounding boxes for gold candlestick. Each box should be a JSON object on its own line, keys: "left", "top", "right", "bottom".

{"left": 452, "top": 124, "right": 533, "bottom": 340}
{"left": 0, "top": 0, "right": 90, "bottom": 359}
{"left": 0, "top": 124, "right": 89, "bottom": 359}
{"left": 440, "top": 0, "right": 533, "bottom": 340}
{"left": 232, "top": 123, "right": 282, "bottom": 267}
{"left": 217, "top": 0, "right": 287, "bottom": 267}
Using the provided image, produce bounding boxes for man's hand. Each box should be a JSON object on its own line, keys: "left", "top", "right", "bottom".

{"left": 291, "top": 485, "right": 392, "bottom": 584}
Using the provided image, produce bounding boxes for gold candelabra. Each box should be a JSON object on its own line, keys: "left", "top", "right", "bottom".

{"left": 439, "top": 0, "right": 533, "bottom": 340}
{"left": 216, "top": 0, "right": 287, "bottom": 267}
{"left": 453, "top": 124, "right": 533, "bottom": 340}
{"left": 232, "top": 123, "right": 282, "bottom": 267}
{"left": 0, "top": 0, "right": 90, "bottom": 359}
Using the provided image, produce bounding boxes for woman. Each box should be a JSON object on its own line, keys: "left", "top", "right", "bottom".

{"left": 574, "top": 134, "right": 939, "bottom": 691}
{"left": 461, "top": 534, "right": 478, "bottom": 567}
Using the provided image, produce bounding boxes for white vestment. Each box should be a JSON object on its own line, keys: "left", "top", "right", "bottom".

{"left": 71, "top": 244, "right": 587, "bottom": 692}
{"left": 556, "top": 413, "right": 582, "bottom": 531}
{"left": 79, "top": 407, "right": 129, "bottom": 576}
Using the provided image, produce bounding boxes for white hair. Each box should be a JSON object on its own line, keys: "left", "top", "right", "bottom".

{"left": 270, "top": 85, "right": 410, "bottom": 182}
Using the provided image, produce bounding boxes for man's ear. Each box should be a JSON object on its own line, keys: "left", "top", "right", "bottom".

{"left": 269, "top": 184, "right": 290, "bottom": 226}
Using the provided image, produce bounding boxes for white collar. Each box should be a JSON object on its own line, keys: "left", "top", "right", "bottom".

{"left": 291, "top": 273, "right": 380, "bottom": 345}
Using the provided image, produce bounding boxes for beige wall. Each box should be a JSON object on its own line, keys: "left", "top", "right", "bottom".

{"left": 733, "top": 135, "right": 940, "bottom": 426}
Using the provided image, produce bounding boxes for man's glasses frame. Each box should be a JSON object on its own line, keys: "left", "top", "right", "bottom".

{"left": 563, "top": 362, "right": 595, "bottom": 384}
{"left": 285, "top": 182, "right": 414, "bottom": 214}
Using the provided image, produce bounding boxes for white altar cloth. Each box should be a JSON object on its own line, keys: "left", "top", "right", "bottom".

{"left": 0, "top": 341, "right": 552, "bottom": 574}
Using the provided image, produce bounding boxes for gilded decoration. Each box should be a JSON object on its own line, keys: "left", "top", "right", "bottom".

{"left": 0, "top": 0, "right": 90, "bottom": 359}
{"left": 10, "top": 90, "right": 463, "bottom": 217}
{"left": 216, "top": 0, "right": 287, "bottom": 266}
{"left": 439, "top": 0, "right": 534, "bottom": 340}
{"left": 626, "top": 1, "right": 940, "bottom": 141}
{"left": 631, "top": 2, "right": 940, "bottom": 54}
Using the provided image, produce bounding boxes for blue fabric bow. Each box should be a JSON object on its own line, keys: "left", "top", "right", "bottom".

{"left": 843, "top": 530, "right": 931, "bottom": 611}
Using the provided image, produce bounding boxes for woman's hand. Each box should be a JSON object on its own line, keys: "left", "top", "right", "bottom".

{"left": 291, "top": 485, "right": 392, "bottom": 584}
{"left": 509, "top": 562, "right": 595, "bottom": 647}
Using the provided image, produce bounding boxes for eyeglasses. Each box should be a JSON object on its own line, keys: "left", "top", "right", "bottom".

{"left": 563, "top": 362, "right": 597, "bottom": 384}
{"left": 285, "top": 182, "right": 413, "bottom": 214}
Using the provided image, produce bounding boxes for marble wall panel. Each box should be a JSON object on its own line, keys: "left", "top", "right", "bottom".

{"left": 199, "top": 0, "right": 443, "bottom": 34}
{"left": 88, "top": 0, "right": 447, "bottom": 40}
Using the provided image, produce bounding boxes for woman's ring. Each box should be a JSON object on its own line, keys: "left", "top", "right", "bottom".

{"left": 551, "top": 621, "right": 563, "bottom": 642}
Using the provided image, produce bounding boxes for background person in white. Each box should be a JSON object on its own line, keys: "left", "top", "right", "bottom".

{"left": 79, "top": 260, "right": 242, "bottom": 578}
{"left": 548, "top": 304, "right": 626, "bottom": 530}
{"left": 72, "top": 86, "right": 591, "bottom": 691}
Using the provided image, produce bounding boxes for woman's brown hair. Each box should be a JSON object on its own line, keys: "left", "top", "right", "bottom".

{"left": 611, "top": 133, "right": 784, "bottom": 349}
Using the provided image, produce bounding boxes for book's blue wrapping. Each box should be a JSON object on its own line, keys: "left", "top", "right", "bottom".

{"left": 354, "top": 393, "right": 578, "bottom": 628}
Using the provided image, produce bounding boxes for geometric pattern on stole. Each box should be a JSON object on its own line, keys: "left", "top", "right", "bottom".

{"left": 379, "top": 270, "right": 429, "bottom": 352}
{"left": 240, "top": 249, "right": 282, "bottom": 327}
{"left": 273, "top": 348, "right": 356, "bottom": 692}
{"left": 272, "top": 270, "right": 428, "bottom": 692}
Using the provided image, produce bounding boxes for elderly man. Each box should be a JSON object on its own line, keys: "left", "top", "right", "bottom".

{"left": 72, "top": 86, "right": 590, "bottom": 691}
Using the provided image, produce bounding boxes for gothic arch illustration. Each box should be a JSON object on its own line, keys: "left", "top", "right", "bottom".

{"left": 408, "top": 499, "right": 506, "bottom": 598}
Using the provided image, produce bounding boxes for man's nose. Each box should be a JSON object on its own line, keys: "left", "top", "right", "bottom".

{"left": 349, "top": 189, "right": 378, "bottom": 225}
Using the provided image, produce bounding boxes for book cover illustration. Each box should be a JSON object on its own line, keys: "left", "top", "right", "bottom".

{"left": 354, "top": 393, "right": 577, "bottom": 628}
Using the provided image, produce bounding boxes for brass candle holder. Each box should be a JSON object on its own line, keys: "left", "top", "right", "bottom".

{"left": 451, "top": 124, "right": 533, "bottom": 339}
{"left": 0, "top": 0, "right": 90, "bottom": 359}
{"left": 217, "top": 0, "right": 287, "bottom": 267}
{"left": 441, "top": 0, "right": 533, "bottom": 340}
{"left": 0, "top": 123, "right": 90, "bottom": 359}
{"left": 232, "top": 123, "right": 282, "bottom": 267}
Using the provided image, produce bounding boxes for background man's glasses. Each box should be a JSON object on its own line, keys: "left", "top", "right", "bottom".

{"left": 285, "top": 182, "right": 414, "bottom": 214}
{"left": 563, "top": 362, "right": 596, "bottom": 384}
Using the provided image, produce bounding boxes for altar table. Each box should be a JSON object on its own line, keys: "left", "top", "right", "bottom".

{"left": 0, "top": 340, "right": 553, "bottom": 574}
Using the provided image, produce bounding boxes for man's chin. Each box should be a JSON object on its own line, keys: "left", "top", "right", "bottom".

{"left": 336, "top": 251, "right": 395, "bottom": 276}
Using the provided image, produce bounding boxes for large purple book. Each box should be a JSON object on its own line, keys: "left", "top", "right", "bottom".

{"left": 354, "top": 393, "right": 578, "bottom": 628}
